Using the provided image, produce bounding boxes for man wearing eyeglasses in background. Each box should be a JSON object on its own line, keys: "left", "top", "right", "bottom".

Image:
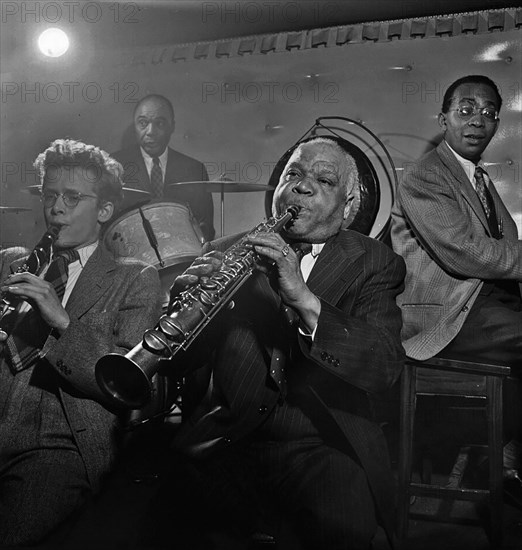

{"left": 0, "top": 139, "right": 162, "bottom": 545}
{"left": 391, "top": 75, "right": 522, "bottom": 503}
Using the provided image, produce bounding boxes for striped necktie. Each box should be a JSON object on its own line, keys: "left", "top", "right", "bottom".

{"left": 474, "top": 167, "right": 500, "bottom": 239}
{"left": 150, "top": 157, "right": 163, "bottom": 199}
{"left": 474, "top": 167, "right": 491, "bottom": 218}
{"left": 5, "top": 248, "right": 80, "bottom": 373}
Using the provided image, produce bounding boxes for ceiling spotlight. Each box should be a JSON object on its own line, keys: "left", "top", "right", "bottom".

{"left": 38, "top": 28, "right": 69, "bottom": 58}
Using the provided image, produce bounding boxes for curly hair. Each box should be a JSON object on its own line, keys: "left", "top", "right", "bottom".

{"left": 33, "top": 138, "right": 124, "bottom": 207}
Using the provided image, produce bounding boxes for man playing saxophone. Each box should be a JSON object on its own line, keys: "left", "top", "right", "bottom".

{"left": 0, "top": 139, "right": 162, "bottom": 546}
{"left": 150, "top": 136, "right": 406, "bottom": 550}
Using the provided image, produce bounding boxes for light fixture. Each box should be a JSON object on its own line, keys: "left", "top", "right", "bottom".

{"left": 38, "top": 28, "right": 69, "bottom": 58}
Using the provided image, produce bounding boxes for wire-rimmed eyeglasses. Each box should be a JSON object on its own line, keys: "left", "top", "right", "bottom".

{"left": 40, "top": 191, "right": 98, "bottom": 208}
{"left": 451, "top": 105, "right": 499, "bottom": 122}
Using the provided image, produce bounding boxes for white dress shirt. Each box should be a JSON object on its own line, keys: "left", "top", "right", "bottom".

{"left": 298, "top": 242, "right": 325, "bottom": 339}
{"left": 18, "top": 242, "right": 98, "bottom": 314}
{"left": 445, "top": 141, "right": 491, "bottom": 190}
{"left": 140, "top": 147, "right": 169, "bottom": 185}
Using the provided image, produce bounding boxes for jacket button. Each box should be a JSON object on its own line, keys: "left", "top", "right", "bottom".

{"left": 461, "top": 305, "right": 469, "bottom": 312}
{"left": 321, "top": 351, "right": 328, "bottom": 361}
{"left": 334, "top": 359, "right": 340, "bottom": 368}
{"left": 259, "top": 405, "right": 268, "bottom": 414}
{"left": 327, "top": 356, "right": 333, "bottom": 363}
{"left": 224, "top": 437, "right": 231, "bottom": 444}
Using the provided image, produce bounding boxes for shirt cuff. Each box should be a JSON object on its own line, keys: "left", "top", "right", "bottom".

{"left": 298, "top": 323, "right": 318, "bottom": 341}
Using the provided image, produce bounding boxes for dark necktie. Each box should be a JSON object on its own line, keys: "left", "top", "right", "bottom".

{"left": 5, "top": 248, "right": 80, "bottom": 373}
{"left": 474, "top": 167, "right": 491, "bottom": 217}
{"left": 474, "top": 167, "right": 500, "bottom": 239}
{"left": 150, "top": 157, "right": 163, "bottom": 199}
{"left": 293, "top": 242, "right": 313, "bottom": 260}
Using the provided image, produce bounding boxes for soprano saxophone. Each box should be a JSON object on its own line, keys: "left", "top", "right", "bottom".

{"left": 95, "top": 206, "right": 299, "bottom": 408}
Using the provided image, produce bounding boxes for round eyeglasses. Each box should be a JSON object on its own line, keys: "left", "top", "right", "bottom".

{"left": 452, "top": 105, "right": 499, "bottom": 122}
{"left": 41, "top": 191, "right": 98, "bottom": 208}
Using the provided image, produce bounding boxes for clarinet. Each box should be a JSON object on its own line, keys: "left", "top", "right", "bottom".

{"left": 95, "top": 206, "right": 300, "bottom": 409}
{"left": 0, "top": 225, "right": 60, "bottom": 338}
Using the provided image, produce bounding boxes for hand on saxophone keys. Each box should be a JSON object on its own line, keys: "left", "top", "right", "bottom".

{"left": 168, "top": 250, "right": 224, "bottom": 310}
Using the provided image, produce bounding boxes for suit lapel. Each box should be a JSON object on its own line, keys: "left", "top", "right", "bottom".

{"left": 165, "top": 147, "right": 178, "bottom": 185}
{"left": 128, "top": 146, "right": 151, "bottom": 191}
{"left": 65, "top": 245, "right": 117, "bottom": 318}
{"left": 306, "top": 231, "right": 365, "bottom": 305}
{"left": 485, "top": 175, "right": 518, "bottom": 240}
{"left": 139, "top": 148, "right": 152, "bottom": 189}
{"left": 437, "top": 141, "right": 490, "bottom": 232}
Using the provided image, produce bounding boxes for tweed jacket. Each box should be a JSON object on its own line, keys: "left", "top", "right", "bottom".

{"left": 391, "top": 140, "right": 522, "bottom": 360}
{"left": 112, "top": 145, "right": 215, "bottom": 241}
{"left": 174, "top": 229, "right": 406, "bottom": 538}
{"left": 0, "top": 244, "right": 162, "bottom": 491}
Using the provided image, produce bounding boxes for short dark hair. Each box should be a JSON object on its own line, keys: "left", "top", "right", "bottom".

{"left": 34, "top": 138, "right": 124, "bottom": 207}
{"left": 133, "top": 94, "right": 175, "bottom": 125}
{"left": 442, "top": 75, "right": 502, "bottom": 113}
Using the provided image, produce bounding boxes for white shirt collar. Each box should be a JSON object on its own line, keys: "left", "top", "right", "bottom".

{"left": 140, "top": 146, "right": 169, "bottom": 176}
{"left": 311, "top": 243, "right": 325, "bottom": 258}
{"left": 445, "top": 141, "right": 488, "bottom": 188}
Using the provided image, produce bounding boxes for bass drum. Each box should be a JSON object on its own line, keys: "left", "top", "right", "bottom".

{"left": 103, "top": 202, "right": 203, "bottom": 307}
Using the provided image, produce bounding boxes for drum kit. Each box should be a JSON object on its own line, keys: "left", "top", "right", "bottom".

{"left": 7, "top": 181, "right": 268, "bottom": 307}
{"left": 0, "top": 180, "right": 264, "bottom": 306}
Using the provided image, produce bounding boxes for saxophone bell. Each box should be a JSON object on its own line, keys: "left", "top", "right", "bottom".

{"left": 95, "top": 207, "right": 300, "bottom": 409}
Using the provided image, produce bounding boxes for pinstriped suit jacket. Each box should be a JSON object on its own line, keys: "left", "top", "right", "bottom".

{"left": 391, "top": 140, "right": 522, "bottom": 360}
{"left": 0, "top": 244, "right": 162, "bottom": 492}
{"left": 174, "top": 229, "right": 405, "bottom": 539}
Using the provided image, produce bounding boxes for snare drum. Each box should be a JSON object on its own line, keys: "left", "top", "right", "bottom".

{"left": 104, "top": 202, "right": 203, "bottom": 306}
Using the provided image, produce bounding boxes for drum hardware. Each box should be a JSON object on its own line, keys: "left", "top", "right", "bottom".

{"left": 23, "top": 185, "right": 45, "bottom": 196}
{"left": 172, "top": 180, "right": 269, "bottom": 237}
{"left": 169, "top": 181, "right": 268, "bottom": 193}
{"left": 0, "top": 206, "right": 32, "bottom": 213}
{"left": 138, "top": 207, "right": 165, "bottom": 268}
{"left": 25, "top": 185, "right": 151, "bottom": 203}
{"left": 103, "top": 202, "right": 203, "bottom": 307}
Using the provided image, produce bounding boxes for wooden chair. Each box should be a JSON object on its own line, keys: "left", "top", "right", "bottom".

{"left": 397, "top": 356, "right": 512, "bottom": 548}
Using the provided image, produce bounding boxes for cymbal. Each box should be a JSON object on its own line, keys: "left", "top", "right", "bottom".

{"left": 123, "top": 187, "right": 151, "bottom": 197}
{"left": 23, "top": 185, "right": 43, "bottom": 196}
{"left": 24, "top": 185, "right": 150, "bottom": 199}
{"left": 0, "top": 206, "right": 32, "bottom": 213}
{"left": 171, "top": 181, "right": 269, "bottom": 193}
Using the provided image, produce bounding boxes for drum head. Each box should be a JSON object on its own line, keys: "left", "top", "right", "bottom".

{"left": 103, "top": 202, "right": 202, "bottom": 269}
